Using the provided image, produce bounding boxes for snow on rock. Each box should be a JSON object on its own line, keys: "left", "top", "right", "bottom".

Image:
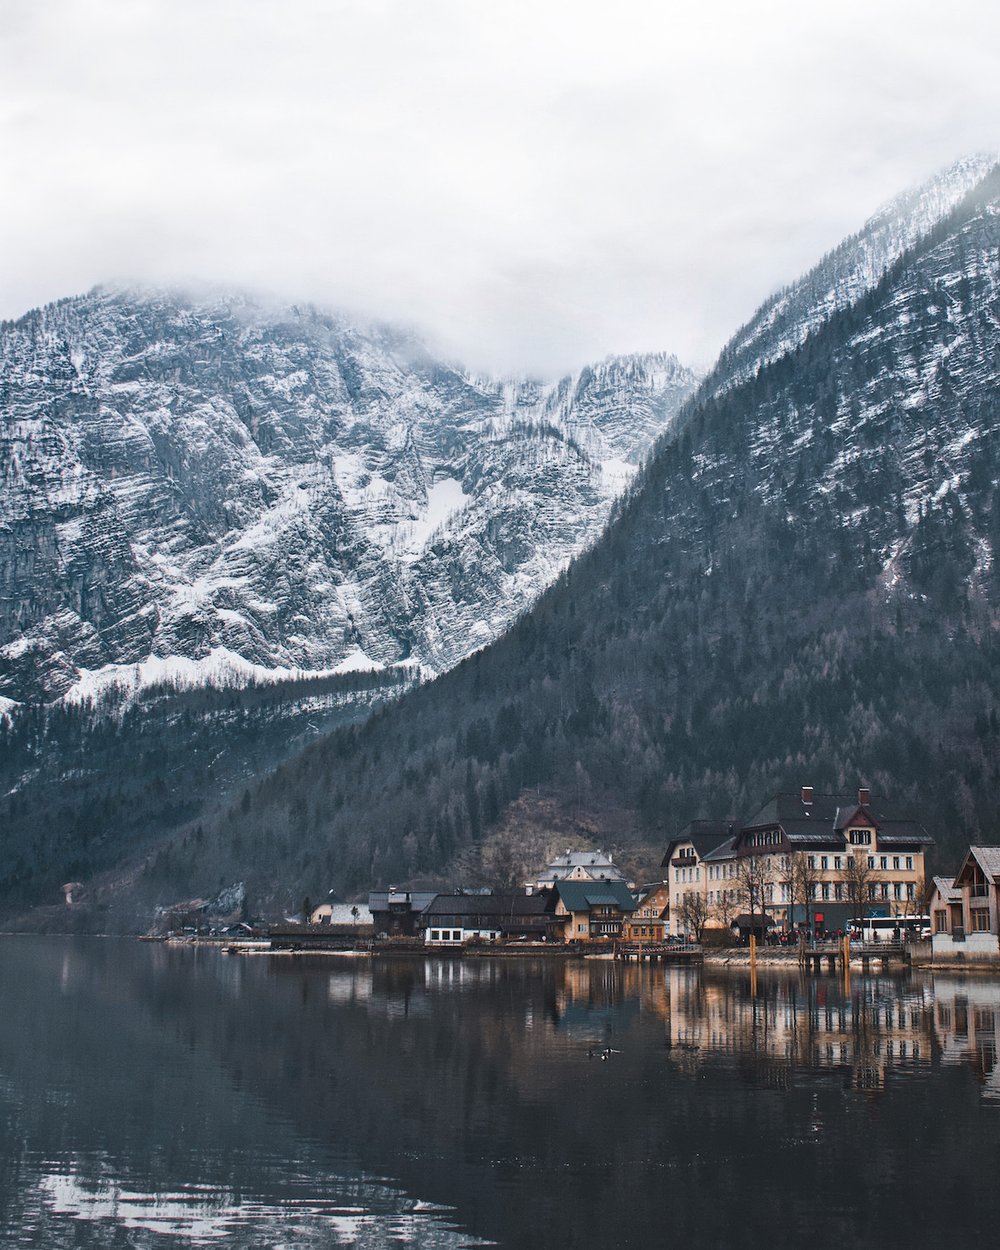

{"left": 706, "top": 153, "right": 999, "bottom": 398}
{"left": 0, "top": 288, "right": 697, "bottom": 701}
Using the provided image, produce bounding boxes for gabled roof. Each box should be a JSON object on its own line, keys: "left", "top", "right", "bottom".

{"left": 739, "top": 792, "right": 932, "bottom": 846}
{"left": 555, "top": 879, "right": 636, "bottom": 913}
{"left": 634, "top": 882, "right": 670, "bottom": 909}
{"left": 534, "top": 849, "right": 627, "bottom": 883}
{"left": 369, "top": 890, "right": 439, "bottom": 912}
{"left": 954, "top": 847, "right": 1000, "bottom": 887}
{"left": 930, "top": 875, "right": 962, "bottom": 904}
{"left": 660, "top": 821, "right": 735, "bottom": 867}
{"left": 421, "top": 892, "right": 556, "bottom": 919}
{"left": 702, "top": 835, "right": 738, "bottom": 862}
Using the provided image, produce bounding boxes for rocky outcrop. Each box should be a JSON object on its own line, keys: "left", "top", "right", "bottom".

{"left": 0, "top": 289, "right": 696, "bottom": 700}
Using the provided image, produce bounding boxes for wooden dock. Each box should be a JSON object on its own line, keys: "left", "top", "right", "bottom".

{"left": 615, "top": 942, "right": 703, "bottom": 963}
{"left": 797, "top": 939, "right": 906, "bottom": 972}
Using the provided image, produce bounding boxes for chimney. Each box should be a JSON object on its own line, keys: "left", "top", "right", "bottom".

{"left": 858, "top": 787, "right": 871, "bottom": 807}
{"left": 801, "top": 786, "right": 814, "bottom": 805}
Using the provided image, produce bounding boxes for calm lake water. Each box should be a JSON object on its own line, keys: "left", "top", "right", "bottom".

{"left": 2, "top": 939, "right": 1000, "bottom": 1248}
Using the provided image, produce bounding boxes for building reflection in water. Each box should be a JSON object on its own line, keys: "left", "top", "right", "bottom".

{"left": 641, "top": 967, "right": 935, "bottom": 1093}
{"left": 930, "top": 976, "right": 1000, "bottom": 1100}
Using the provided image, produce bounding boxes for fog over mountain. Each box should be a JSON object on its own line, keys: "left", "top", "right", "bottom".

{"left": 4, "top": 156, "right": 1000, "bottom": 921}
{"left": 4, "top": 2, "right": 1000, "bottom": 374}
{"left": 0, "top": 288, "right": 695, "bottom": 703}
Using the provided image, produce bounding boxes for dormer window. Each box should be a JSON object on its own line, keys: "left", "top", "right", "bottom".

{"left": 848, "top": 829, "right": 872, "bottom": 845}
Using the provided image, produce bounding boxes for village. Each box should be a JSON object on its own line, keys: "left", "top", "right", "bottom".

{"left": 162, "top": 785, "right": 1000, "bottom": 971}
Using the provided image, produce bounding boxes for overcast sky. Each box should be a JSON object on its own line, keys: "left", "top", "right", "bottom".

{"left": 2, "top": 0, "right": 999, "bottom": 375}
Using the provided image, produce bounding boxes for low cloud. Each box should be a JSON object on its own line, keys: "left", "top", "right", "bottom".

{"left": 2, "top": 0, "right": 999, "bottom": 375}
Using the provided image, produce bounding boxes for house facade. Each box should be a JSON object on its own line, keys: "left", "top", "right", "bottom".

{"left": 921, "top": 848, "right": 1000, "bottom": 965}
{"left": 660, "top": 821, "right": 737, "bottom": 936}
{"left": 421, "top": 891, "right": 560, "bottom": 946}
{"left": 952, "top": 847, "right": 1000, "bottom": 937}
{"left": 369, "top": 889, "right": 439, "bottom": 938}
{"left": 528, "top": 850, "right": 629, "bottom": 890}
{"left": 662, "top": 787, "right": 933, "bottom": 935}
{"left": 553, "top": 879, "right": 636, "bottom": 942}
{"left": 928, "top": 876, "right": 964, "bottom": 935}
{"left": 623, "top": 882, "right": 671, "bottom": 942}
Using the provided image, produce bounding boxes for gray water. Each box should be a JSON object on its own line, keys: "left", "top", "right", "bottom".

{"left": 2, "top": 939, "right": 999, "bottom": 1248}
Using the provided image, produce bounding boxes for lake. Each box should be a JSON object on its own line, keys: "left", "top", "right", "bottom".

{"left": 1, "top": 938, "right": 999, "bottom": 1248}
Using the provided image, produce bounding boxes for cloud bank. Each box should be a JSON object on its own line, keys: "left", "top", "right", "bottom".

{"left": 2, "top": 0, "right": 999, "bottom": 374}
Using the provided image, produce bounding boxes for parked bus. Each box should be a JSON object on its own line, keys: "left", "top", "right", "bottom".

{"left": 846, "top": 915, "right": 931, "bottom": 942}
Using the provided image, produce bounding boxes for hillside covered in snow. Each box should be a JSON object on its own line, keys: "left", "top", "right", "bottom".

{"left": 0, "top": 290, "right": 696, "bottom": 702}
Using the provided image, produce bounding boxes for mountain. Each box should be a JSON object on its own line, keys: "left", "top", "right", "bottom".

{"left": 705, "top": 152, "right": 998, "bottom": 398}
{"left": 0, "top": 288, "right": 696, "bottom": 702}
{"left": 7, "top": 156, "right": 1000, "bottom": 923}
{"left": 106, "top": 156, "right": 1000, "bottom": 917}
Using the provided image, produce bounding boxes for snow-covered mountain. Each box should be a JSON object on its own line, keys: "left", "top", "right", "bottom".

{"left": 706, "top": 153, "right": 998, "bottom": 398}
{"left": 0, "top": 288, "right": 696, "bottom": 701}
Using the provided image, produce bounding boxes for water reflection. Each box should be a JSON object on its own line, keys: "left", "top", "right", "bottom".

{"left": 931, "top": 977, "right": 1000, "bottom": 1100}
{"left": 656, "top": 969, "right": 932, "bottom": 1091}
{"left": 3, "top": 941, "right": 1000, "bottom": 1249}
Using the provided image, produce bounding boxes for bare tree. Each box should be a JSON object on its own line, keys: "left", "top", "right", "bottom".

{"left": 841, "top": 852, "right": 882, "bottom": 925}
{"left": 482, "top": 835, "right": 525, "bottom": 894}
{"left": 793, "top": 855, "right": 823, "bottom": 938}
{"left": 679, "top": 889, "right": 710, "bottom": 942}
{"left": 777, "top": 856, "right": 798, "bottom": 934}
{"left": 712, "top": 884, "right": 741, "bottom": 932}
{"left": 737, "top": 855, "right": 769, "bottom": 935}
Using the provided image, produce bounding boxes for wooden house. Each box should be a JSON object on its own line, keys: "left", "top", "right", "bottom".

{"left": 553, "top": 879, "right": 636, "bottom": 943}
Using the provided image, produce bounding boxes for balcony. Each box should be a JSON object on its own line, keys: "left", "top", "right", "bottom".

{"left": 970, "top": 884, "right": 990, "bottom": 898}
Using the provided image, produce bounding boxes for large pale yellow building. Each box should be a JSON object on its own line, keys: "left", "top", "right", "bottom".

{"left": 661, "top": 787, "right": 933, "bottom": 936}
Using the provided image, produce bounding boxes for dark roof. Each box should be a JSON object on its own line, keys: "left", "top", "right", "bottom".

{"left": 931, "top": 875, "right": 962, "bottom": 904}
{"left": 661, "top": 821, "right": 736, "bottom": 867}
{"left": 702, "top": 835, "right": 738, "bottom": 862}
{"left": 555, "top": 879, "right": 636, "bottom": 913}
{"left": 421, "top": 892, "right": 555, "bottom": 919}
{"left": 369, "top": 891, "right": 439, "bottom": 912}
{"left": 732, "top": 913, "right": 776, "bottom": 929}
{"left": 739, "top": 793, "right": 933, "bottom": 846}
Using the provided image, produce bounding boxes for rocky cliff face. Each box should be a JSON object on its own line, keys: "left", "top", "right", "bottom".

{"left": 0, "top": 289, "right": 696, "bottom": 700}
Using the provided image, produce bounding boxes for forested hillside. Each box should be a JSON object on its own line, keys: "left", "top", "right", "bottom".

{"left": 0, "top": 668, "right": 412, "bottom": 917}
{"left": 6, "top": 159, "right": 1000, "bottom": 927}
{"left": 122, "top": 161, "right": 1000, "bottom": 917}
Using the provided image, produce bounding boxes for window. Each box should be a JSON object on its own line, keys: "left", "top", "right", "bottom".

{"left": 880, "top": 857, "right": 888, "bottom": 870}
{"left": 808, "top": 856, "right": 816, "bottom": 869}
{"left": 906, "top": 883, "right": 915, "bottom": 901}
{"left": 906, "top": 857, "right": 913, "bottom": 871}
{"left": 880, "top": 883, "right": 890, "bottom": 900}
{"left": 821, "top": 856, "right": 828, "bottom": 870}
{"left": 972, "top": 909, "right": 991, "bottom": 933}
{"left": 934, "top": 910, "right": 948, "bottom": 933}
{"left": 834, "top": 884, "right": 843, "bottom": 901}
{"left": 834, "top": 856, "right": 842, "bottom": 870}
{"left": 822, "top": 884, "right": 830, "bottom": 901}
{"left": 893, "top": 857, "right": 900, "bottom": 871}
{"left": 849, "top": 829, "right": 872, "bottom": 845}
{"left": 868, "top": 856, "right": 875, "bottom": 870}
{"left": 893, "top": 883, "right": 903, "bottom": 901}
